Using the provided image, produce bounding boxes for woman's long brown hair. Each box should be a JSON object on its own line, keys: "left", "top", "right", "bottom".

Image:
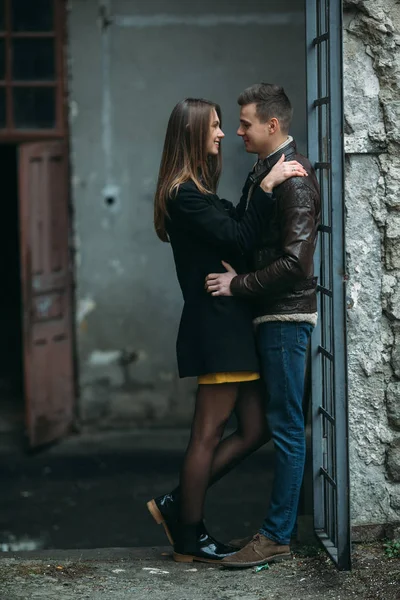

{"left": 154, "top": 98, "right": 222, "bottom": 242}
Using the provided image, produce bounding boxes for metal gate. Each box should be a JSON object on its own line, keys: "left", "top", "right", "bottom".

{"left": 306, "top": 0, "right": 351, "bottom": 570}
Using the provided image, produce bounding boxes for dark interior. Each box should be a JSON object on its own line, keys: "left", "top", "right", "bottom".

{"left": 0, "top": 144, "right": 24, "bottom": 434}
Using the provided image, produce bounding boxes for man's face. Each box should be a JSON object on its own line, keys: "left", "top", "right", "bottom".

{"left": 237, "top": 103, "right": 271, "bottom": 156}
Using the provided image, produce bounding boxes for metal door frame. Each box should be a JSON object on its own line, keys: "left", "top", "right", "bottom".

{"left": 306, "top": 0, "right": 351, "bottom": 570}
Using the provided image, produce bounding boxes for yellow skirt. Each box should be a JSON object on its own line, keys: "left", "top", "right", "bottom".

{"left": 198, "top": 371, "right": 260, "bottom": 385}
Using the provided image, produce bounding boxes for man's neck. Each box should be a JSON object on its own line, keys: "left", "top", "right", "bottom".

{"left": 258, "top": 135, "right": 290, "bottom": 160}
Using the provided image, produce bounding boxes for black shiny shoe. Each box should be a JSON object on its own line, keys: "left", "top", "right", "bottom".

{"left": 147, "top": 491, "right": 179, "bottom": 545}
{"left": 173, "top": 522, "right": 236, "bottom": 564}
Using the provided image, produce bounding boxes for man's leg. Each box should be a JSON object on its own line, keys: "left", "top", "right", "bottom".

{"left": 257, "top": 321, "right": 312, "bottom": 545}
{"left": 220, "top": 321, "right": 313, "bottom": 567}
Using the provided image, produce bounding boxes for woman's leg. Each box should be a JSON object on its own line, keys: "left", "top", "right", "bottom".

{"left": 147, "top": 380, "right": 270, "bottom": 549}
{"left": 208, "top": 380, "right": 270, "bottom": 486}
{"left": 179, "top": 382, "right": 238, "bottom": 525}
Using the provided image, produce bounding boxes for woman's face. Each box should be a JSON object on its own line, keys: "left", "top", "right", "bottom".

{"left": 206, "top": 108, "right": 225, "bottom": 156}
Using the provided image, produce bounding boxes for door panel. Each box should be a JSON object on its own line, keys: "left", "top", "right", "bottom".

{"left": 19, "top": 141, "right": 74, "bottom": 448}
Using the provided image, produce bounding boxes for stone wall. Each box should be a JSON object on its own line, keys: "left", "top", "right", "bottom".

{"left": 343, "top": 0, "right": 400, "bottom": 526}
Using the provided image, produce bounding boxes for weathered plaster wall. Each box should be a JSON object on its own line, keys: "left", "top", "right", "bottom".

{"left": 68, "top": 0, "right": 306, "bottom": 428}
{"left": 344, "top": 0, "right": 400, "bottom": 526}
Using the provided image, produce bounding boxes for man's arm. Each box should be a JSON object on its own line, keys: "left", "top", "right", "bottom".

{"left": 230, "top": 180, "right": 317, "bottom": 298}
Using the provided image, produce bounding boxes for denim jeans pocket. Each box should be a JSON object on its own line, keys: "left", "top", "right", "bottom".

{"left": 296, "top": 323, "right": 313, "bottom": 348}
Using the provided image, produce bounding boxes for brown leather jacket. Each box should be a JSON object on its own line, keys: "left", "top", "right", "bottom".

{"left": 230, "top": 140, "right": 321, "bottom": 317}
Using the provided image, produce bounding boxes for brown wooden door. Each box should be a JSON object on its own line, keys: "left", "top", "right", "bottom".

{"left": 19, "top": 141, "right": 74, "bottom": 448}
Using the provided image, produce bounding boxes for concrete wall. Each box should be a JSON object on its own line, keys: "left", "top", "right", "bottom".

{"left": 343, "top": 0, "right": 400, "bottom": 528}
{"left": 68, "top": 0, "right": 307, "bottom": 427}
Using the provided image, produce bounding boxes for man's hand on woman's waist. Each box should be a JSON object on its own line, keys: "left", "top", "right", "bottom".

{"left": 205, "top": 261, "right": 237, "bottom": 297}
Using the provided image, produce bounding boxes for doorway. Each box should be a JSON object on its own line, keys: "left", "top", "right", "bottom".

{"left": 0, "top": 144, "right": 24, "bottom": 437}
{"left": 0, "top": 141, "right": 75, "bottom": 448}
{"left": 0, "top": 0, "right": 74, "bottom": 449}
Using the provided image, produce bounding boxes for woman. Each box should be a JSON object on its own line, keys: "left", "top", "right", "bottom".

{"left": 148, "top": 98, "right": 307, "bottom": 563}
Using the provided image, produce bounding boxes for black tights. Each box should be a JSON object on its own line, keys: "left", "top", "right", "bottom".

{"left": 178, "top": 380, "right": 270, "bottom": 525}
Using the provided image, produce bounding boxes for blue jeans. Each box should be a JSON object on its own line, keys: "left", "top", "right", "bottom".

{"left": 256, "top": 321, "right": 313, "bottom": 545}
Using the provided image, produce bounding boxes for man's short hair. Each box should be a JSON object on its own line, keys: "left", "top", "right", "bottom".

{"left": 238, "top": 83, "right": 293, "bottom": 133}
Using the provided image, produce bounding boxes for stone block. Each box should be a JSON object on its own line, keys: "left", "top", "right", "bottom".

{"left": 380, "top": 156, "right": 400, "bottom": 209}
{"left": 351, "top": 523, "right": 389, "bottom": 543}
{"left": 391, "top": 324, "right": 400, "bottom": 379}
{"left": 386, "top": 438, "right": 400, "bottom": 482}
{"left": 385, "top": 214, "right": 400, "bottom": 269}
{"left": 383, "top": 100, "right": 400, "bottom": 144}
{"left": 386, "top": 240, "right": 400, "bottom": 270}
{"left": 386, "top": 281, "right": 400, "bottom": 320}
{"left": 390, "top": 491, "right": 400, "bottom": 511}
{"left": 343, "top": 27, "right": 386, "bottom": 154}
{"left": 386, "top": 213, "right": 400, "bottom": 239}
{"left": 387, "top": 382, "right": 400, "bottom": 430}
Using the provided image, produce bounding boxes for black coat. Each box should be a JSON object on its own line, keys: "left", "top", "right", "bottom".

{"left": 166, "top": 179, "right": 274, "bottom": 378}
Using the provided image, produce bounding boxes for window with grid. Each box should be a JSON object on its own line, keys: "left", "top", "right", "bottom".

{"left": 0, "top": 0, "right": 64, "bottom": 136}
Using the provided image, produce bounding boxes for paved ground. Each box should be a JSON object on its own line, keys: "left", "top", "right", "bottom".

{"left": 0, "top": 430, "right": 398, "bottom": 599}
{"left": 0, "top": 542, "right": 399, "bottom": 600}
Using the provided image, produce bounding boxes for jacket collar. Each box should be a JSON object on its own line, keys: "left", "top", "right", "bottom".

{"left": 261, "top": 139, "right": 297, "bottom": 170}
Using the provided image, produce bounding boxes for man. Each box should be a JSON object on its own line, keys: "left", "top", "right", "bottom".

{"left": 206, "top": 83, "right": 321, "bottom": 568}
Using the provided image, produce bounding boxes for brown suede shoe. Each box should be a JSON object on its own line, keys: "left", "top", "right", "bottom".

{"left": 221, "top": 533, "right": 291, "bottom": 568}
{"left": 229, "top": 531, "right": 297, "bottom": 550}
{"left": 228, "top": 535, "right": 253, "bottom": 550}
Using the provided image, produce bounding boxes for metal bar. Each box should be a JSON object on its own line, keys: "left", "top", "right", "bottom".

{"left": 318, "top": 224, "right": 332, "bottom": 233}
{"left": 319, "top": 405, "right": 335, "bottom": 424}
{"left": 313, "top": 32, "right": 329, "bottom": 44}
{"left": 0, "top": 130, "right": 64, "bottom": 140}
{"left": 318, "top": 346, "right": 333, "bottom": 361}
{"left": 320, "top": 466, "right": 337, "bottom": 489}
{"left": 317, "top": 285, "right": 333, "bottom": 297}
{"left": 314, "top": 96, "right": 329, "bottom": 106}
{"left": 315, "top": 162, "right": 330, "bottom": 169}
{"left": 9, "top": 81, "right": 57, "bottom": 87}
{"left": 329, "top": 0, "right": 351, "bottom": 572}
{"left": 10, "top": 32, "right": 55, "bottom": 38}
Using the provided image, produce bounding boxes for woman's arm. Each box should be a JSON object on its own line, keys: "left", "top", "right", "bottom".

{"left": 169, "top": 181, "right": 273, "bottom": 255}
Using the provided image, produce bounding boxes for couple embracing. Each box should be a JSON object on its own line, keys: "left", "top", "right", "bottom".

{"left": 148, "top": 83, "right": 320, "bottom": 569}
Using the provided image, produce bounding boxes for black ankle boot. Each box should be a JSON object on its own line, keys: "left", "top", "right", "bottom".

{"left": 173, "top": 521, "right": 235, "bottom": 564}
{"left": 147, "top": 490, "right": 180, "bottom": 545}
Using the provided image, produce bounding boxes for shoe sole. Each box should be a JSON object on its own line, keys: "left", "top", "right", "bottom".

{"left": 146, "top": 499, "right": 174, "bottom": 546}
{"left": 221, "top": 553, "right": 292, "bottom": 569}
{"left": 173, "top": 552, "right": 225, "bottom": 564}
